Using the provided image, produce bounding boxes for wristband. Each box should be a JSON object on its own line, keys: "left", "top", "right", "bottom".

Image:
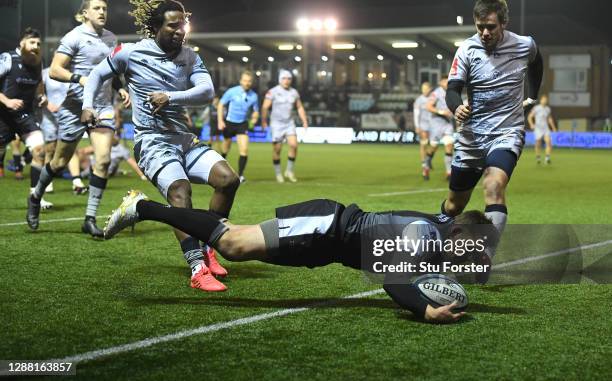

{"left": 524, "top": 98, "right": 536, "bottom": 106}
{"left": 70, "top": 74, "right": 82, "bottom": 84}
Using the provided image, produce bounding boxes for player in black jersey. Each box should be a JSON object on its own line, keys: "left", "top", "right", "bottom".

{"left": 106, "top": 190, "right": 493, "bottom": 323}
{"left": 0, "top": 28, "right": 47, "bottom": 207}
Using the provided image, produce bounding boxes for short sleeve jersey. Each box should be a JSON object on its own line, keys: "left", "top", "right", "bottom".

{"left": 448, "top": 30, "right": 538, "bottom": 135}
{"left": 56, "top": 24, "right": 116, "bottom": 105}
{"left": 265, "top": 85, "right": 300, "bottom": 126}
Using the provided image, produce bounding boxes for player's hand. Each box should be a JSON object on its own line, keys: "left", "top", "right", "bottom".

{"left": 303, "top": 122, "right": 309, "bottom": 129}
{"left": 118, "top": 88, "right": 131, "bottom": 108}
{"left": 3, "top": 98, "right": 24, "bottom": 111}
{"left": 47, "top": 102, "right": 60, "bottom": 113}
{"left": 454, "top": 105, "right": 471, "bottom": 123}
{"left": 79, "top": 76, "right": 88, "bottom": 88}
{"left": 261, "top": 120, "right": 268, "bottom": 129}
{"left": 148, "top": 92, "right": 169, "bottom": 115}
{"left": 522, "top": 98, "right": 536, "bottom": 108}
{"left": 218, "top": 120, "right": 226, "bottom": 131}
{"left": 424, "top": 302, "right": 466, "bottom": 324}
{"left": 37, "top": 95, "right": 48, "bottom": 108}
{"left": 81, "top": 108, "right": 98, "bottom": 128}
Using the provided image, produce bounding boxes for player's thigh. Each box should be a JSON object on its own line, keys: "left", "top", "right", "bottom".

{"left": 155, "top": 161, "right": 190, "bottom": 201}
{"left": 185, "top": 145, "right": 232, "bottom": 186}
{"left": 51, "top": 140, "right": 80, "bottom": 168}
{"left": 543, "top": 133, "right": 552, "bottom": 146}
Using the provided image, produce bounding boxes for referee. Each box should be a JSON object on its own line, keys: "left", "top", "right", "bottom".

{"left": 218, "top": 71, "right": 260, "bottom": 183}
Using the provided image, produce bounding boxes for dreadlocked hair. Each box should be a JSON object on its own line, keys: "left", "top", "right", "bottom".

{"left": 129, "top": 0, "right": 190, "bottom": 38}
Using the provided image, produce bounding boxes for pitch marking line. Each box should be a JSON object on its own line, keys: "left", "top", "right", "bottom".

{"left": 51, "top": 289, "right": 384, "bottom": 364}
{"left": 0, "top": 215, "right": 111, "bottom": 227}
{"left": 367, "top": 188, "right": 448, "bottom": 197}
{"left": 49, "top": 239, "right": 612, "bottom": 364}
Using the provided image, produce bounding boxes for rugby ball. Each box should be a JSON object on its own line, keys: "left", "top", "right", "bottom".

{"left": 413, "top": 274, "right": 468, "bottom": 310}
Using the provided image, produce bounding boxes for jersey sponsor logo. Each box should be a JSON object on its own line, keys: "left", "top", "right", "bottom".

{"left": 450, "top": 57, "right": 459, "bottom": 76}
{"left": 110, "top": 44, "right": 123, "bottom": 58}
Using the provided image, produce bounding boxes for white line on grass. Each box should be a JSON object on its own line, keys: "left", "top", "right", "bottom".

{"left": 493, "top": 239, "right": 612, "bottom": 269}
{"left": 0, "top": 215, "right": 110, "bottom": 227}
{"left": 51, "top": 289, "right": 385, "bottom": 364}
{"left": 49, "top": 239, "right": 612, "bottom": 364}
{"left": 367, "top": 188, "right": 448, "bottom": 197}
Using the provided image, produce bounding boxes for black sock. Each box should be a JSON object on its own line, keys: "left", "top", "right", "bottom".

{"left": 137, "top": 200, "right": 228, "bottom": 245}
{"left": 238, "top": 155, "right": 248, "bottom": 176}
{"left": 30, "top": 165, "right": 42, "bottom": 188}
{"left": 221, "top": 153, "right": 227, "bottom": 159}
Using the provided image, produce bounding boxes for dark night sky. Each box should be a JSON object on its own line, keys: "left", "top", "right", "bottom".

{"left": 99, "top": 0, "right": 610, "bottom": 45}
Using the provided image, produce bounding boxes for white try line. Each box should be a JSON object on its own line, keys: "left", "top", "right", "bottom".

{"left": 51, "top": 289, "right": 385, "bottom": 364}
{"left": 493, "top": 239, "right": 612, "bottom": 269}
{"left": 49, "top": 238, "right": 612, "bottom": 364}
{"left": 0, "top": 215, "right": 110, "bottom": 227}
{"left": 368, "top": 188, "right": 448, "bottom": 197}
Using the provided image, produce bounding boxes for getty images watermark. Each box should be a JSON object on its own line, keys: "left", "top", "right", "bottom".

{"left": 360, "top": 224, "right": 612, "bottom": 285}
{"left": 370, "top": 235, "right": 489, "bottom": 274}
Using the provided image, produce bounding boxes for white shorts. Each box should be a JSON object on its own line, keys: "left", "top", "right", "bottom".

{"left": 453, "top": 128, "right": 525, "bottom": 171}
{"left": 534, "top": 128, "right": 550, "bottom": 141}
{"left": 270, "top": 123, "right": 297, "bottom": 143}
{"left": 429, "top": 123, "right": 454, "bottom": 146}
{"left": 134, "top": 132, "right": 225, "bottom": 198}
{"left": 40, "top": 110, "right": 58, "bottom": 142}
{"left": 57, "top": 97, "right": 115, "bottom": 142}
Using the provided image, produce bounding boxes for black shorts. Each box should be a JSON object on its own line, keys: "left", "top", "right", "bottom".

{"left": 222, "top": 120, "right": 248, "bottom": 139}
{"left": 264, "top": 199, "right": 347, "bottom": 268}
{"left": 0, "top": 110, "right": 40, "bottom": 145}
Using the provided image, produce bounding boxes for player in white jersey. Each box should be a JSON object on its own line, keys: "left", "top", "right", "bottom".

{"left": 83, "top": 0, "right": 239, "bottom": 292}
{"left": 412, "top": 82, "right": 432, "bottom": 178}
{"left": 261, "top": 70, "right": 308, "bottom": 183}
{"left": 528, "top": 95, "right": 556, "bottom": 164}
{"left": 27, "top": 0, "right": 131, "bottom": 237}
{"left": 425, "top": 76, "right": 454, "bottom": 180}
{"left": 440, "top": 0, "right": 543, "bottom": 274}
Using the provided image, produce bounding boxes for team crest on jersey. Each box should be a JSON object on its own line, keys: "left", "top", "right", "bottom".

{"left": 110, "top": 44, "right": 123, "bottom": 58}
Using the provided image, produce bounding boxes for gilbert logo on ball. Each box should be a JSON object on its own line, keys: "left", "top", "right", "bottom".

{"left": 414, "top": 274, "right": 468, "bottom": 310}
